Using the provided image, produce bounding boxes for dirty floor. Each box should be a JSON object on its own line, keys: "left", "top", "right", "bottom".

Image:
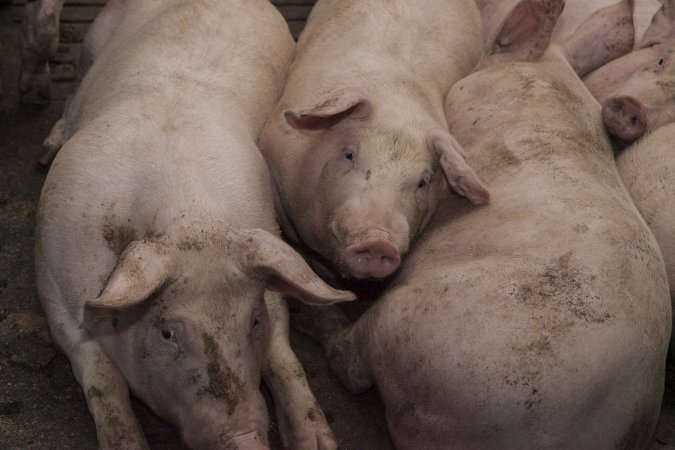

{"left": 0, "top": 1, "right": 673, "bottom": 449}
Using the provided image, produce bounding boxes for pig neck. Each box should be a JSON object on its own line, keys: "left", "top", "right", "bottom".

{"left": 447, "top": 56, "right": 616, "bottom": 200}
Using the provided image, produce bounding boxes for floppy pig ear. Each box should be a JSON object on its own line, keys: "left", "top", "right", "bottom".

{"left": 483, "top": 0, "right": 564, "bottom": 66}
{"left": 429, "top": 131, "right": 490, "bottom": 205}
{"left": 83, "top": 241, "right": 171, "bottom": 322}
{"left": 640, "top": 0, "right": 675, "bottom": 48}
{"left": 284, "top": 89, "right": 373, "bottom": 132}
{"left": 241, "top": 229, "right": 356, "bottom": 305}
{"left": 564, "top": 0, "right": 635, "bottom": 77}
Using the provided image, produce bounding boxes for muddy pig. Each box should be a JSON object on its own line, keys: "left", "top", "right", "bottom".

{"left": 585, "top": 0, "right": 675, "bottom": 142}
{"left": 34, "top": 1, "right": 354, "bottom": 449}
{"left": 296, "top": 1, "right": 671, "bottom": 447}
{"left": 259, "top": 0, "right": 490, "bottom": 281}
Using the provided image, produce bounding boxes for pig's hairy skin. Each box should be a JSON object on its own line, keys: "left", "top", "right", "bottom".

{"left": 259, "top": 0, "right": 484, "bottom": 280}
{"left": 617, "top": 123, "right": 675, "bottom": 318}
{"left": 299, "top": 46, "right": 671, "bottom": 450}
{"left": 552, "top": 0, "right": 662, "bottom": 46}
{"left": 34, "top": 1, "right": 345, "bottom": 449}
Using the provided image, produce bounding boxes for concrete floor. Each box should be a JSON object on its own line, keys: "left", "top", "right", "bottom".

{"left": 0, "top": 1, "right": 674, "bottom": 449}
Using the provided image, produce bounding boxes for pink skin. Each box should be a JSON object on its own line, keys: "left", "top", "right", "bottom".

{"left": 584, "top": 2, "right": 675, "bottom": 142}
{"left": 285, "top": 122, "right": 438, "bottom": 280}
{"left": 344, "top": 236, "right": 402, "bottom": 280}
{"left": 597, "top": 44, "right": 675, "bottom": 142}
{"left": 602, "top": 95, "right": 648, "bottom": 141}
{"left": 277, "top": 94, "right": 489, "bottom": 281}
{"left": 230, "top": 431, "right": 270, "bottom": 450}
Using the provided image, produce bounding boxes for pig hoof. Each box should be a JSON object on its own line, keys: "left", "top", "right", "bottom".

{"left": 277, "top": 408, "right": 337, "bottom": 450}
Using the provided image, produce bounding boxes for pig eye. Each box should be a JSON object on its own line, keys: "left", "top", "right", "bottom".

{"left": 158, "top": 326, "right": 179, "bottom": 348}
{"left": 416, "top": 173, "right": 431, "bottom": 191}
{"left": 250, "top": 308, "right": 265, "bottom": 340}
{"left": 659, "top": 58, "right": 665, "bottom": 66}
{"left": 161, "top": 328, "right": 176, "bottom": 341}
{"left": 344, "top": 150, "right": 354, "bottom": 161}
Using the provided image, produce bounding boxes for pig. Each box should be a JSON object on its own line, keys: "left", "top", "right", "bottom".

{"left": 552, "top": 0, "right": 661, "bottom": 46}
{"left": 616, "top": 122, "right": 675, "bottom": 343}
{"left": 294, "top": 0, "right": 671, "bottom": 448}
{"left": 34, "top": 0, "right": 355, "bottom": 449}
{"left": 585, "top": 0, "right": 675, "bottom": 142}
{"left": 18, "top": 0, "right": 64, "bottom": 104}
{"left": 476, "top": 0, "right": 637, "bottom": 76}
{"left": 259, "top": 0, "right": 490, "bottom": 281}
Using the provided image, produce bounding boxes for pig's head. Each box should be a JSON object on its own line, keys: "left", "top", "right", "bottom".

{"left": 83, "top": 226, "right": 354, "bottom": 449}
{"left": 593, "top": 0, "right": 675, "bottom": 142}
{"left": 279, "top": 89, "right": 490, "bottom": 280}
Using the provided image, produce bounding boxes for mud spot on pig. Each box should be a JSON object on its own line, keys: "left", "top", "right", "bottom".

{"left": 512, "top": 251, "right": 611, "bottom": 333}
{"left": 101, "top": 218, "right": 137, "bottom": 256}
{"left": 198, "top": 332, "right": 245, "bottom": 415}
{"left": 86, "top": 386, "right": 104, "bottom": 400}
{"left": 177, "top": 239, "right": 204, "bottom": 252}
{"left": 524, "top": 388, "right": 541, "bottom": 411}
{"left": 658, "top": 79, "right": 675, "bottom": 100}
{"left": 573, "top": 224, "right": 589, "bottom": 234}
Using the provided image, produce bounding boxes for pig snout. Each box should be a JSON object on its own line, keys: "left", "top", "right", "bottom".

{"left": 602, "top": 96, "right": 648, "bottom": 142}
{"left": 344, "top": 237, "right": 401, "bottom": 279}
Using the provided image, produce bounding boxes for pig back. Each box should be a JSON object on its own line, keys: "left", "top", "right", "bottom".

{"left": 617, "top": 122, "right": 675, "bottom": 298}
{"left": 283, "top": 0, "right": 483, "bottom": 107}
{"left": 36, "top": 0, "right": 295, "bottom": 312}
{"left": 350, "top": 55, "right": 671, "bottom": 449}
{"left": 64, "top": 0, "right": 294, "bottom": 141}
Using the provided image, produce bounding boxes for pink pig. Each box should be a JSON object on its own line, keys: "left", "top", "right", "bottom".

{"left": 259, "top": 0, "right": 490, "bottom": 281}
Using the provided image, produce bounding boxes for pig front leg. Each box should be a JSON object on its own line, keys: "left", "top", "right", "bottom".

{"left": 263, "top": 293, "right": 337, "bottom": 450}
{"left": 19, "top": 0, "right": 65, "bottom": 105}
{"left": 44, "top": 306, "right": 148, "bottom": 449}
{"left": 290, "top": 302, "right": 373, "bottom": 395}
{"left": 38, "top": 114, "right": 66, "bottom": 166}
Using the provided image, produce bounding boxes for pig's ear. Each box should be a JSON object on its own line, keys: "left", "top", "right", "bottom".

{"left": 83, "top": 241, "right": 171, "bottom": 322}
{"left": 283, "top": 89, "right": 373, "bottom": 133}
{"left": 429, "top": 131, "right": 490, "bottom": 205}
{"left": 483, "top": 0, "right": 564, "bottom": 65}
{"left": 640, "top": 0, "right": 675, "bottom": 48}
{"left": 564, "top": 0, "right": 635, "bottom": 77}
{"left": 241, "top": 229, "right": 356, "bottom": 305}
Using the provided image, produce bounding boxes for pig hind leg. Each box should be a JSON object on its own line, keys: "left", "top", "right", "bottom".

{"left": 290, "top": 302, "right": 373, "bottom": 394}
{"left": 263, "top": 293, "right": 338, "bottom": 450}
